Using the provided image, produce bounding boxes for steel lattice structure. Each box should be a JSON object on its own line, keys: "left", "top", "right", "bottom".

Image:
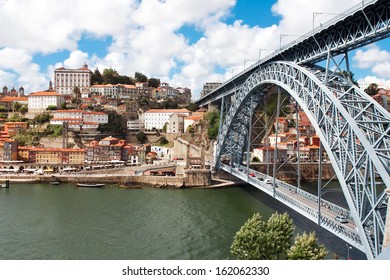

{"left": 195, "top": 0, "right": 390, "bottom": 259}
{"left": 216, "top": 61, "right": 390, "bottom": 259}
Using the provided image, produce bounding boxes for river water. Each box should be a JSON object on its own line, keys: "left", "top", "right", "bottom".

{"left": 0, "top": 182, "right": 366, "bottom": 260}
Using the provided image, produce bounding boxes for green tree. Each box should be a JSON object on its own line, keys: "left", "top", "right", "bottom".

{"left": 204, "top": 110, "right": 220, "bottom": 140}
{"left": 159, "top": 136, "right": 168, "bottom": 145}
{"left": 103, "top": 68, "right": 119, "bottom": 84}
{"left": 46, "top": 124, "right": 63, "bottom": 137}
{"left": 364, "top": 83, "right": 380, "bottom": 96}
{"left": 34, "top": 113, "right": 52, "bottom": 124}
{"left": 0, "top": 105, "right": 6, "bottom": 112}
{"left": 266, "top": 212, "right": 295, "bottom": 259}
{"left": 60, "top": 102, "right": 67, "bottom": 110}
{"left": 230, "top": 213, "right": 267, "bottom": 260}
{"left": 231, "top": 212, "right": 296, "bottom": 260}
{"left": 92, "top": 68, "right": 104, "bottom": 84}
{"left": 186, "top": 103, "right": 199, "bottom": 112}
{"left": 148, "top": 78, "right": 160, "bottom": 88}
{"left": 135, "top": 72, "right": 148, "bottom": 83}
{"left": 136, "top": 131, "right": 147, "bottom": 144}
{"left": 46, "top": 105, "right": 57, "bottom": 111}
{"left": 20, "top": 105, "right": 28, "bottom": 115}
{"left": 12, "top": 102, "right": 22, "bottom": 112}
{"left": 7, "top": 113, "right": 24, "bottom": 122}
{"left": 252, "top": 156, "right": 260, "bottom": 162}
{"left": 287, "top": 232, "right": 328, "bottom": 260}
{"left": 162, "top": 123, "right": 167, "bottom": 133}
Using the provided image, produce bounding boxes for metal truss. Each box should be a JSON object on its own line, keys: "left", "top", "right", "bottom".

{"left": 195, "top": 0, "right": 390, "bottom": 108}
{"left": 266, "top": 0, "right": 390, "bottom": 65}
{"left": 216, "top": 61, "right": 390, "bottom": 259}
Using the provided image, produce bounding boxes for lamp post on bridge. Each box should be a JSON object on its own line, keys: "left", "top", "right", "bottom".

{"left": 258, "top": 49, "right": 276, "bottom": 61}
{"left": 312, "top": 12, "right": 346, "bottom": 32}
{"left": 279, "top": 34, "right": 300, "bottom": 49}
{"left": 346, "top": 244, "right": 353, "bottom": 260}
{"left": 244, "top": 59, "right": 257, "bottom": 70}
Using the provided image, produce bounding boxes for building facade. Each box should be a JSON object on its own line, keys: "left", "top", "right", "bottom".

{"left": 27, "top": 91, "right": 65, "bottom": 113}
{"left": 144, "top": 109, "right": 190, "bottom": 130}
{"left": 54, "top": 63, "right": 92, "bottom": 95}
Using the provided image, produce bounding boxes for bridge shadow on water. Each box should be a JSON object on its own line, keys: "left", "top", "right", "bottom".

{"left": 238, "top": 183, "right": 367, "bottom": 260}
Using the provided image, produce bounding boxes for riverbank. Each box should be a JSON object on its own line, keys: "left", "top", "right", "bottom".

{"left": 0, "top": 172, "right": 236, "bottom": 189}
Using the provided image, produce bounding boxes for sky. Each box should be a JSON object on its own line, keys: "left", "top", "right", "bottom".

{"left": 0, "top": 0, "right": 390, "bottom": 100}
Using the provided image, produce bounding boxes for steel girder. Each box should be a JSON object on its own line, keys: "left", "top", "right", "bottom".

{"left": 195, "top": 0, "right": 390, "bottom": 108}
{"left": 216, "top": 61, "right": 390, "bottom": 259}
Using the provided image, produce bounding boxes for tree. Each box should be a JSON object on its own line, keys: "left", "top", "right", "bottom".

{"left": 34, "top": 113, "right": 52, "bottom": 124}
{"left": 186, "top": 103, "right": 199, "bottom": 112}
{"left": 231, "top": 212, "right": 296, "bottom": 260}
{"left": 204, "top": 110, "right": 220, "bottom": 140}
{"left": 266, "top": 212, "right": 295, "bottom": 259}
{"left": 92, "top": 68, "right": 104, "bottom": 85}
{"left": 46, "top": 105, "right": 57, "bottom": 111}
{"left": 20, "top": 105, "right": 28, "bottom": 115}
{"left": 60, "top": 102, "right": 67, "bottom": 110}
{"left": 148, "top": 78, "right": 160, "bottom": 88}
{"left": 287, "top": 232, "right": 328, "bottom": 260}
{"left": 252, "top": 156, "right": 260, "bottom": 162}
{"left": 364, "top": 83, "right": 380, "bottom": 96}
{"left": 135, "top": 72, "right": 148, "bottom": 83}
{"left": 159, "top": 136, "right": 168, "bottom": 145}
{"left": 136, "top": 131, "right": 147, "bottom": 144}
{"left": 12, "top": 102, "right": 22, "bottom": 113}
{"left": 103, "top": 68, "right": 119, "bottom": 84}
{"left": 230, "top": 213, "right": 267, "bottom": 260}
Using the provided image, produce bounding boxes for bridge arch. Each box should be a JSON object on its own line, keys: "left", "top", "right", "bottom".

{"left": 217, "top": 61, "right": 390, "bottom": 259}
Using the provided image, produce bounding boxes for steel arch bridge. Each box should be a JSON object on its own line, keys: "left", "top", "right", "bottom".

{"left": 195, "top": 0, "right": 390, "bottom": 259}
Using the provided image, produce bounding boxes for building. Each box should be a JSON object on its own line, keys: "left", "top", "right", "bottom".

{"left": 144, "top": 109, "right": 190, "bottom": 130}
{"left": 200, "top": 82, "right": 222, "bottom": 98}
{"left": 166, "top": 114, "right": 186, "bottom": 134}
{"left": 54, "top": 63, "right": 92, "bottom": 95}
{"left": 0, "top": 96, "right": 28, "bottom": 111}
{"left": 85, "top": 136, "right": 126, "bottom": 163}
{"left": 127, "top": 119, "right": 144, "bottom": 132}
{"left": 27, "top": 91, "right": 65, "bottom": 113}
{"left": 50, "top": 110, "right": 108, "bottom": 131}
{"left": 2, "top": 122, "right": 28, "bottom": 137}
{"left": 3, "top": 140, "right": 18, "bottom": 161}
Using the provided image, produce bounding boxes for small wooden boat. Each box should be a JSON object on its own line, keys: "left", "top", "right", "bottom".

{"left": 76, "top": 183, "right": 104, "bottom": 188}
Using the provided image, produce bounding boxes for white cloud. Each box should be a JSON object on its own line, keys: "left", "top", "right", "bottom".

{"left": 353, "top": 45, "right": 390, "bottom": 69}
{"left": 0, "top": 0, "right": 385, "bottom": 99}
{"left": 357, "top": 76, "right": 390, "bottom": 88}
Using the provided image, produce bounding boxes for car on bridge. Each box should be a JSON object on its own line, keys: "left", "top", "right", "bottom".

{"left": 335, "top": 215, "right": 348, "bottom": 223}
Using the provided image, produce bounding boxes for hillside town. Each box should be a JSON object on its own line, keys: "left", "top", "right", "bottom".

{"left": 0, "top": 63, "right": 389, "bottom": 178}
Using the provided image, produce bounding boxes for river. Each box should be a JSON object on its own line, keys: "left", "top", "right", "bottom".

{"left": 0, "top": 182, "right": 366, "bottom": 260}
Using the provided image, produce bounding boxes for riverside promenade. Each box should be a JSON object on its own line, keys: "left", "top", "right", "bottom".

{"left": 0, "top": 167, "right": 237, "bottom": 188}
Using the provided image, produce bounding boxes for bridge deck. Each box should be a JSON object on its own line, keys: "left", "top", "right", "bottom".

{"left": 221, "top": 164, "right": 364, "bottom": 251}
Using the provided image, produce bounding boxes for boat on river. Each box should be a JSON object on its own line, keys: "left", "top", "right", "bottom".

{"left": 76, "top": 183, "right": 104, "bottom": 188}
{"left": 49, "top": 180, "right": 60, "bottom": 185}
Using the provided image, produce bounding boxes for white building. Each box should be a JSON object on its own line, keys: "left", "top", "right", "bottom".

{"left": 54, "top": 63, "right": 92, "bottom": 95}
{"left": 50, "top": 109, "right": 108, "bottom": 130}
{"left": 28, "top": 91, "right": 65, "bottom": 113}
{"left": 83, "top": 111, "right": 108, "bottom": 124}
{"left": 166, "top": 113, "right": 185, "bottom": 134}
{"left": 127, "top": 119, "right": 144, "bottom": 131}
{"left": 144, "top": 109, "right": 190, "bottom": 130}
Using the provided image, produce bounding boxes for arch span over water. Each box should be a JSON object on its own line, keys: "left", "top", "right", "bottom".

{"left": 216, "top": 61, "right": 390, "bottom": 259}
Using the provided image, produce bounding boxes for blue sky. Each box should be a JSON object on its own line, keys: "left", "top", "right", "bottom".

{"left": 0, "top": 0, "right": 389, "bottom": 98}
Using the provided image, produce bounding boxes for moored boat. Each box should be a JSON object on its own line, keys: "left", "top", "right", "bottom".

{"left": 49, "top": 181, "right": 60, "bottom": 185}
{"left": 76, "top": 183, "right": 104, "bottom": 188}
